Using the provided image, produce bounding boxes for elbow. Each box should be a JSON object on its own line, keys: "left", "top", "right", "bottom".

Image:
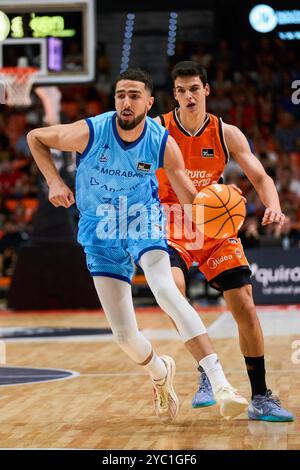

{"left": 26, "top": 129, "right": 37, "bottom": 145}
{"left": 27, "top": 128, "right": 43, "bottom": 143}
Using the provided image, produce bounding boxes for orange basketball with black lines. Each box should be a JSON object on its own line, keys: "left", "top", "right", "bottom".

{"left": 192, "top": 184, "right": 246, "bottom": 239}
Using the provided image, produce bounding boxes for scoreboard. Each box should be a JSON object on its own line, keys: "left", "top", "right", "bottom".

{"left": 0, "top": 0, "right": 95, "bottom": 84}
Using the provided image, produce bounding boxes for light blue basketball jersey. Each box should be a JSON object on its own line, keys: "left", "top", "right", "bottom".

{"left": 76, "top": 111, "right": 169, "bottom": 248}
{"left": 76, "top": 111, "right": 168, "bottom": 215}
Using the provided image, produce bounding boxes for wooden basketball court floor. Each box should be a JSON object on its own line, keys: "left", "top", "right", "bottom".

{"left": 0, "top": 305, "right": 299, "bottom": 450}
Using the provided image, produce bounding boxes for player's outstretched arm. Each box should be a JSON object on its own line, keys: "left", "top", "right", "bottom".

{"left": 27, "top": 120, "right": 89, "bottom": 208}
{"left": 163, "top": 135, "right": 197, "bottom": 205}
{"left": 223, "top": 123, "right": 285, "bottom": 227}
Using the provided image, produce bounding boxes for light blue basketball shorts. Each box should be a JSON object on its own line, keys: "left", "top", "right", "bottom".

{"left": 78, "top": 215, "right": 169, "bottom": 284}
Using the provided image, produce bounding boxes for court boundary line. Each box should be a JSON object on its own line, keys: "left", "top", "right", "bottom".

{"left": 77, "top": 369, "right": 300, "bottom": 376}
{"left": 1, "top": 305, "right": 299, "bottom": 316}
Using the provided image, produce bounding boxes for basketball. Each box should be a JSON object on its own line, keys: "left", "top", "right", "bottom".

{"left": 192, "top": 184, "right": 246, "bottom": 239}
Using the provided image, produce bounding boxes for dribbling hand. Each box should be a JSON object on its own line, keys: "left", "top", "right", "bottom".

{"left": 227, "top": 184, "right": 247, "bottom": 204}
{"left": 262, "top": 208, "right": 285, "bottom": 227}
{"left": 211, "top": 181, "right": 247, "bottom": 203}
{"left": 48, "top": 180, "right": 75, "bottom": 208}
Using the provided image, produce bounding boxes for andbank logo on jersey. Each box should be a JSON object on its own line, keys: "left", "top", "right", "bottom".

{"left": 94, "top": 196, "right": 205, "bottom": 248}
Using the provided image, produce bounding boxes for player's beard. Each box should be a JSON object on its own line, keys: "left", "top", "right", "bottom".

{"left": 117, "top": 110, "right": 147, "bottom": 130}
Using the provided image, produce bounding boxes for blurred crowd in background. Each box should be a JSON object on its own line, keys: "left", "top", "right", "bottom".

{"left": 0, "top": 36, "right": 300, "bottom": 279}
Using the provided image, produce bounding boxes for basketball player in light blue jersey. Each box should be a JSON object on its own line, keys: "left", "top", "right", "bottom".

{"left": 27, "top": 68, "right": 248, "bottom": 423}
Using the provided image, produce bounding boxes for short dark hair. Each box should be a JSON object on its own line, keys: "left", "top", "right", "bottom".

{"left": 171, "top": 61, "right": 208, "bottom": 86}
{"left": 114, "top": 68, "right": 153, "bottom": 94}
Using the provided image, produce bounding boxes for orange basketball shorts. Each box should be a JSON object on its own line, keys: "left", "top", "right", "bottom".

{"left": 168, "top": 234, "right": 250, "bottom": 285}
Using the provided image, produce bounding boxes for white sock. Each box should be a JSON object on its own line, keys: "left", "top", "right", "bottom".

{"left": 143, "top": 353, "right": 167, "bottom": 382}
{"left": 199, "top": 353, "right": 231, "bottom": 392}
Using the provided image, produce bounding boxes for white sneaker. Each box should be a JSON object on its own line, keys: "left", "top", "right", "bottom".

{"left": 152, "top": 355, "right": 179, "bottom": 423}
{"left": 214, "top": 385, "right": 248, "bottom": 419}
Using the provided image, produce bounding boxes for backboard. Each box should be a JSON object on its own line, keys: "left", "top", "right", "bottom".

{"left": 0, "top": 0, "right": 95, "bottom": 84}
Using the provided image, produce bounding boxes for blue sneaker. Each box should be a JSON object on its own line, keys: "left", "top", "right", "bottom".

{"left": 248, "top": 389, "right": 294, "bottom": 422}
{"left": 192, "top": 369, "right": 216, "bottom": 408}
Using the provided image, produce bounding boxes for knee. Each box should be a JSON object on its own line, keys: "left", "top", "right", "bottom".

{"left": 153, "top": 285, "right": 175, "bottom": 307}
{"left": 232, "top": 294, "right": 258, "bottom": 330}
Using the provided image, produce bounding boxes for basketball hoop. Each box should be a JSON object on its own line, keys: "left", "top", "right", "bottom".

{"left": 0, "top": 67, "right": 38, "bottom": 107}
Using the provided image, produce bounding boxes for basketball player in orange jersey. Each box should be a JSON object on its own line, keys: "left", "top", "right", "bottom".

{"left": 156, "top": 61, "right": 294, "bottom": 422}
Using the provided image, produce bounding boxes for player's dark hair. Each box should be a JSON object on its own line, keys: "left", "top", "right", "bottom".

{"left": 171, "top": 61, "right": 208, "bottom": 86}
{"left": 114, "top": 68, "right": 154, "bottom": 94}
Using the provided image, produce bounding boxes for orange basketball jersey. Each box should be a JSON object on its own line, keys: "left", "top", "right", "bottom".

{"left": 156, "top": 110, "right": 230, "bottom": 205}
{"left": 156, "top": 109, "right": 250, "bottom": 282}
